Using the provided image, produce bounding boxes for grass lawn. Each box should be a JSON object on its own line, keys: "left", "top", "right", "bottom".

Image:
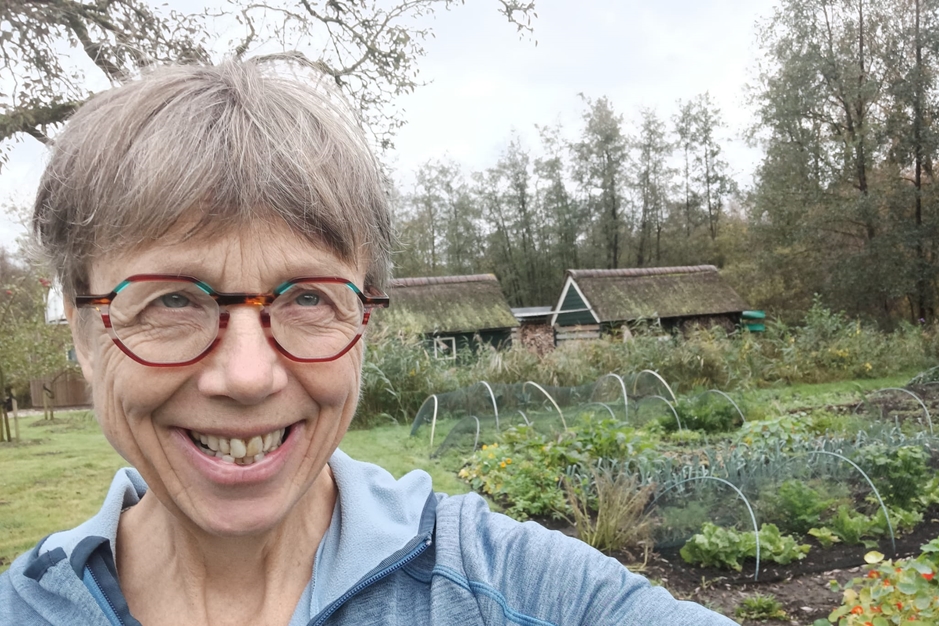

{"left": 0, "top": 411, "right": 470, "bottom": 574}
{"left": 0, "top": 370, "right": 924, "bottom": 574}
{"left": 0, "top": 411, "right": 126, "bottom": 573}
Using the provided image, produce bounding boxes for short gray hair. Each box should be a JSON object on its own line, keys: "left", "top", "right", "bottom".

{"left": 32, "top": 56, "right": 392, "bottom": 297}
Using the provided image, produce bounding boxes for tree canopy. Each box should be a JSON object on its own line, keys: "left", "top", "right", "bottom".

{"left": 0, "top": 0, "right": 537, "bottom": 160}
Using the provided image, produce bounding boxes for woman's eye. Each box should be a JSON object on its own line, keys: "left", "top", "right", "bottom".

{"left": 294, "top": 292, "right": 321, "bottom": 307}
{"left": 159, "top": 293, "right": 191, "bottom": 308}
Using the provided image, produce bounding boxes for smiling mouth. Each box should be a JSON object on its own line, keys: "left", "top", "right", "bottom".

{"left": 188, "top": 427, "right": 289, "bottom": 465}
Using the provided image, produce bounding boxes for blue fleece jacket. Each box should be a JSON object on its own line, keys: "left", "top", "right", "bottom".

{"left": 0, "top": 450, "right": 737, "bottom": 625}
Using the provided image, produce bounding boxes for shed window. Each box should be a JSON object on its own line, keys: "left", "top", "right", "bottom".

{"left": 433, "top": 336, "right": 456, "bottom": 360}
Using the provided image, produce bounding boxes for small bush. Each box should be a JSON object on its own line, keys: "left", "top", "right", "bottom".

{"left": 735, "top": 594, "right": 787, "bottom": 621}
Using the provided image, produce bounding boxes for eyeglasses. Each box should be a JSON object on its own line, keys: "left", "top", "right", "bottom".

{"left": 75, "top": 275, "right": 389, "bottom": 367}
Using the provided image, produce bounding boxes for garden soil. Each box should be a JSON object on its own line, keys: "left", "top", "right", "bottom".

{"left": 540, "top": 506, "right": 939, "bottom": 625}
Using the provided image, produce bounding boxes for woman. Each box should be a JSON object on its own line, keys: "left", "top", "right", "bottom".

{"left": 0, "top": 58, "right": 736, "bottom": 625}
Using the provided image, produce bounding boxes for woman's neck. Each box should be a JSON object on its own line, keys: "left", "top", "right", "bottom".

{"left": 115, "top": 468, "right": 337, "bottom": 626}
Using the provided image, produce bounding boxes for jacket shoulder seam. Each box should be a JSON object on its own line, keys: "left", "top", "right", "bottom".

{"left": 23, "top": 547, "right": 67, "bottom": 582}
{"left": 432, "top": 565, "right": 557, "bottom": 626}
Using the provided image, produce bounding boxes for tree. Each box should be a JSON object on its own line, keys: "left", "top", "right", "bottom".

{"left": 673, "top": 94, "right": 736, "bottom": 242}
{"left": 0, "top": 0, "right": 208, "bottom": 158}
{"left": 748, "top": 0, "right": 939, "bottom": 320}
{"left": 477, "top": 135, "right": 553, "bottom": 306}
{"left": 674, "top": 100, "right": 704, "bottom": 238}
{"left": 880, "top": 0, "right": 939, "bottom": 321}
{"left": 629, "top": 108, "right": 672, "bottom": 266}
{"left": 394, "top": 158, "right": 481, "bottom": 276}
{"left": 534, "top": 122, "right": 582, "bottom": 289}
{"left": 0, "top": 0, "right": 537, "bottom": 160}
{"left": 572, "top": 96, "right": 629, "bottom": 269}
{"left": 0, "top": 250, "right": 74, "bottom": 441}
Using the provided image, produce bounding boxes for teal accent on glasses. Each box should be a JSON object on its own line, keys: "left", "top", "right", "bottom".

{"left": 113, "top": 278, "right": 213, "bottom": 294}
{"left": 272, "top": 279, "right": 360, "bottom": 296}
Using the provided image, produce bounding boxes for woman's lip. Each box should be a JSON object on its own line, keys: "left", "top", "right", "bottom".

{"left": 172, "top": 422, "right": 302, "bottom": 486}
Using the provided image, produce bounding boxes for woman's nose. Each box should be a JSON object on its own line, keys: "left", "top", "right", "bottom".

{"left": 196, "top": 307, "right": 288, "bottom": 404}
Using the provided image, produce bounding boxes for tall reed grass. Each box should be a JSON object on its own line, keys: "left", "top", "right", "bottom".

{"left": 354, "top": 303, "right": 939, "bottom": 428}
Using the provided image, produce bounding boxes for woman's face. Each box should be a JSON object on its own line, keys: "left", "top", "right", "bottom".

{"left": 69, "top": 222, "right": 366, "bottom": 536}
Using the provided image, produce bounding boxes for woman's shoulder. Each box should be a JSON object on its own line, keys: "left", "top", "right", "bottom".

{"left": 431, "top": 492, "right": 737, "bottom": 625}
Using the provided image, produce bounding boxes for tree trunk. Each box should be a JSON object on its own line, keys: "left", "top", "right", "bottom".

{"left": 0, "top": 367, "right": 9, "bottom": 442}
{"left": 913, "top": 0, "right": 929, "bottom": 321}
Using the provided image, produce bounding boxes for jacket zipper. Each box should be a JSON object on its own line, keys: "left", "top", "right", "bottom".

{"left": 309, "top": 534, "right": 432, "bottom": 626}
{"left": 86, "top": 565, "right": 126, "bottom": 626}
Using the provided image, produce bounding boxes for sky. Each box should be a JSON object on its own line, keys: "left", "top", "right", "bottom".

{"left": 0, "top": 0, "right": 778, "bottom": 251}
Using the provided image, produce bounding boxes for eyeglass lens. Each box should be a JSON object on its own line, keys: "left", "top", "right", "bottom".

{"left": 107, "top": 279, "right": 365, "bottom": 364}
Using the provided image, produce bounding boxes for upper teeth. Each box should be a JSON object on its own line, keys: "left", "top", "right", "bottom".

{"left": 190, "top": 428, "right": 286, "bottom": 464}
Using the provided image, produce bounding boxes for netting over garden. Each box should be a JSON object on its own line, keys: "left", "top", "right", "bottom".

{"left": 410, "top": 371, "right": 679, "bottom": 457}
{"left": 413, "top": 368, "right": 939, "bottom": 582}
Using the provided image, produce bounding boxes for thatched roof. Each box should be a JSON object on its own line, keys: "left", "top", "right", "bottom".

{"left": 561, "top": 265, "right": 747, "bottom": 323}
{"left": 378, "top": 274, "right": 519, "bottom": 335}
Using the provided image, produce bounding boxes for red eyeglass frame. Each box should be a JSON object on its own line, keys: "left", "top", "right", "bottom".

{"left": 74, "top": 274, "right": 390, "bottom": 367}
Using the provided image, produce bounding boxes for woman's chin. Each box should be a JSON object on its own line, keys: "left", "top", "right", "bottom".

{"left": 186, "top": 502, "right": 293, "bottom": 537}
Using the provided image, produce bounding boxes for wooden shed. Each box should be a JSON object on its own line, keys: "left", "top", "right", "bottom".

{"left": 376, "top": 274, "right": 519, "bottom": 358}
{"left": 550, "top": 265, "right": 748, "bottom": 336}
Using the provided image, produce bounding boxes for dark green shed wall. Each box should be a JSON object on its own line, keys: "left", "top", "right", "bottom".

{"left": 555, "top": 286, "right": 596, "bottom": 325}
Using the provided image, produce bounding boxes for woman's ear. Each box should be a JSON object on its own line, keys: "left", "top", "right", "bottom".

{"left": 64, "top": 301, "right": 94, "bottom": 383}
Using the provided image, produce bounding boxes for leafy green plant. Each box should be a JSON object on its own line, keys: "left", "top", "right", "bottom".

{"left": 854, "top": 444, "right": 930, "bottom": 509}
{"left": 680, "top": 523, "right": 810, "bottom": 571}
{"left": 458, "top": 420, "right": 659, "bottom": 521}
{"left": 680, "top": 522, "right": 749, "bottom": 570}
{"left": 663, "top": 394, "right": 742, "bottom": 433}
{"left": 735, "top": 594, "right": 788, "bottom": 621}
{"left": 820, "top": 541, "right": 939, "bottom": 625}
{"left": 735, "top": 415, "right": 814, "bottom": 451}
{"left": 829, "top": 505, "right": 880, "bottom": 545}
{"left": 808, "top": 527, "right": 841, "bottom": 549}
{"left": 759, "top": 479, "right": 834, "bottom": 535}
{"left": 569, "top": 416, "right": 652, "bottom": 461}
{"left": 871, "top": 506, "right": 923, "bottom": 536}
{"left": 741, "top": 523, "right": 812, "bottom": 565}
{"left": 909, "top": 365, "right": 939, "bottom": 386}
{"left": 459, "top": 439, "right": 570, "bottom": 520}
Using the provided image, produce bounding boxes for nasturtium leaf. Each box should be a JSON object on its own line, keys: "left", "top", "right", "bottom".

{"left": 865, "top": 551, "right": 885, "bottom": 564}
{"left": 897, "top": 581, "right": 918, "bottom": 594}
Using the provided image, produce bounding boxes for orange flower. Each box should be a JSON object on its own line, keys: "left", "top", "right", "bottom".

{"left": 867, "top": 570, "right": 879, "bottom": 578}
{"left": 923, "top": 572, "right": 935, "bottom": 581}
{"left": 851, "top": 606, "right": 864, "bottom": 614}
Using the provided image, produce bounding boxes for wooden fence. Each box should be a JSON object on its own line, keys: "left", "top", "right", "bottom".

{"left": 29, "top": 369, "right": 91, "bottom": 408}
